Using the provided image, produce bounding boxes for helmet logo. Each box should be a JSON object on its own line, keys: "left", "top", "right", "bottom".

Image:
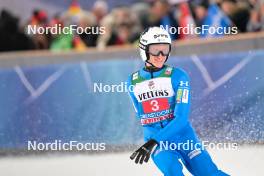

{"left": 141, "top": 38, "right": 147, "bottom": 43}
{"left": 154, "top": 34, "right": 168, "bottom": 39}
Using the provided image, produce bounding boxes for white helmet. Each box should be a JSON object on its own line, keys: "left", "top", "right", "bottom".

{"left": 139, "top": 26, "right": 172, "bottom": 62}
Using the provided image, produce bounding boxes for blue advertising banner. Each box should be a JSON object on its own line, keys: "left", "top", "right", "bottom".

{"left": 0, "top": 50, "right": 263, "bottom": 149}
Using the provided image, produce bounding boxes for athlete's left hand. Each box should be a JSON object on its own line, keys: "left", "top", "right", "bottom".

{"left": 130, "top": 139, "right": 158, "bottom": 164}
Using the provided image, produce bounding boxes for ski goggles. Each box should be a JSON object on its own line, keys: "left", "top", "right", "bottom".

{"left": 147, "top": 43, "right": 171, "bottom": 56}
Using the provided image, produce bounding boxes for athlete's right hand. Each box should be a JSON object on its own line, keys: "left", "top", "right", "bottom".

{"left": 130, "top": 139, "right": 158, "bottom": 164}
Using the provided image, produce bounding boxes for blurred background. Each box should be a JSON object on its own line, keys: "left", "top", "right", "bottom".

{"left": 0, "top": 0, "right": 264, "bottom": 176}
{"left": 0, "top": 0, "right": 264, "bottom": 51}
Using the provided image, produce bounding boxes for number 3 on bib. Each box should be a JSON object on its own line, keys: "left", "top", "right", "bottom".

{"left": 142, "top": 98, "right": 169, "bottom": 113}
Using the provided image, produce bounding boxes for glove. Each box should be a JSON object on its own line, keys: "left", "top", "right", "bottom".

{"left": 130, "top": 139, "right": 158, "bottom": 164}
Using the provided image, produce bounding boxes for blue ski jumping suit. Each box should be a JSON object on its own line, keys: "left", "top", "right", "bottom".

{"left": 127, "top": 65, "right": 229, "bottom": 176}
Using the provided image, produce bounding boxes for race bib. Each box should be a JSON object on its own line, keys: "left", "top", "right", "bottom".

{"left": 142, "top": 98, "right": 169, "bottom": 113}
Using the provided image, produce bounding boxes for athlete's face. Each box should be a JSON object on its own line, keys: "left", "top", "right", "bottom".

{"left": 147, "top": 43, "right": 170, "bottom": 68}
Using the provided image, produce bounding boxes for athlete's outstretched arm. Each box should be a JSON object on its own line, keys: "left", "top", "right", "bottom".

{"left": 153, "top": 69, "right": 191, "bottom": 142}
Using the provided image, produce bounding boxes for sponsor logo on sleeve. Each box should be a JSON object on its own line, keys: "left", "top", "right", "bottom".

{"left": 132, "top": 72, "right": 138, "bottom": 80}
{"left": 176, "top": 89, "right": 183, "bottom": 103}
{"left": 182, "top": 89, "right": 189, "bottom": 103}
{"left": 179, "top": 81, "right": 189, "bottom": 87}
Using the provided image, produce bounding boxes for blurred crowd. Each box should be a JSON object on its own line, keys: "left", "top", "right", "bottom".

{"left": 0, "top": 0, "right": 264, "bottom": 52}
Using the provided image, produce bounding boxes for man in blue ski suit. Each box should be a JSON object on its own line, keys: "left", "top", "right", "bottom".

{"left": 127, "top": 27, "right": 229, "bottom": 176}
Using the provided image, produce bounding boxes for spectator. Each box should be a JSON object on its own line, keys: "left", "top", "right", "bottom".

{"left": 0, "top": 9, "right": 35, "bottom": 52}
{"left": 28, "top": 9, "right": 48, "bottom": 26}
{"left": 51, "top": 0, "right": 99, "bottom": 51}
{"left": 261, "top": 0, "right": 264, "bottom": 29}
{"left": 114, "top": 7, "right": 141, "bottom": 44}
{"left": 96, "top": 6, "right": 141, "bottom": 49}
{"left": 130, "top": 2, "right": 150, "bottom": 31}
{"left": 91, "top": 0, "right": 108, "bottom": 25}
{"left": 220, "top": 0, "right": 250, "bottom": 33}
{"left": 27, "top": 9, "right": 51, "bottom": 49}
{"left": 177, "top": 1, "right": 197, "bottom": 39}
{"left": 247, "top": 0, "right": 264, "bottom": 32}
{"left": 192, "top": 0, "right": 210, "bottom": 28}
{"left": 148, "top": 0, "right": 180, "bottom": 40}
{"left": 61, "top": 0, "right": 84, "bottom": 26}
{"left": 78, "top": 11, "right": 98, "bottom": 47}
{"left": 193, "top": 1, "right": 233, "bottom": 38}
{"left": 96, "top": 11, "right": 115, "bottom": 50}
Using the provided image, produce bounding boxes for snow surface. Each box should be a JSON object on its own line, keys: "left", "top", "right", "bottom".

{"left": 0, "top": 145, "right": 263, "bottom": 176}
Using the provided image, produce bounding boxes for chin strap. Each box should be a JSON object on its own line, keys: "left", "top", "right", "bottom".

{"left": 145, "top": 55, "right": 169, "bottom": 72}
{"left": 144, "top": 62, "right": 165, "bottom": 72}
{"left": 145, "top": 60, "right": 156, "bottom": 68}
